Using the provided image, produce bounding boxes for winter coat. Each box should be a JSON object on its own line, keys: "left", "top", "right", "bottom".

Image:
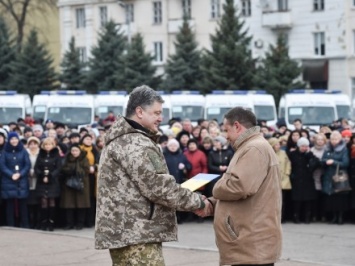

{"left": 35, "top": 148, "right": 62, "bottom": 198}
{"left": 184, "top": 149, "right": 208, "bottom": 179}
{"left": 95, "top": 116, "right": 203, "bottom": 250}
{"left": 275, "top": 149, "right": 291, "bottom": 190}
{"left": 207, "top": 148, "right": 233, "bottom": 175}
{"left": 0, "top": 142, "right": 30, "bottom": 199}
{"left": 288, "top": 149, "right": 318, "bottom": 201}
{"left": 311, "top": 145, "right": 326, "bottom": 191}
{"left": 163, "top": 148, "right": 191, "bottom": 184}
{"left": 211, "top": 127, "right": 282, "bottom": 265}
{"left": 321, "top": 140, "right": 349, "bottom": 195}
{"left": 60, "top": 151, "right": 90, "bottom": 209}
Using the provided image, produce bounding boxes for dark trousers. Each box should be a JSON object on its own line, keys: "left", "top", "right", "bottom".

{"left": 6, "top": 199, "right": 29, "bottom": 228}
{"left": 66, "top": 208, "right": 85, "bottom": 227}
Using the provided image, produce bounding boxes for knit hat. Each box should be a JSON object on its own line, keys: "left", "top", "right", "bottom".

{"left": 341, "top": 129, "right": 352, "bottom": 138}
{"left": 214, "top": 135, "right": 227, "bottom": 146}
{"left": 297, "top": 137, "right": 310, "bottom": 147}
{"left": 32, "top": 124, "right": 43, "bottom": 132}
{"left": 27, "top": 136, "right": 40, "bottom": 145}
{"left": 8, "top": 132, "right": 19, "bottom": 140}
{"left": 268, "top": 137, "right": 280, "bottom": 147}
{"left": 167, "top": 138, "right": 179, "bottom": 147}
{"left": 0, "top": 128, "right": 8, "bottom": 140}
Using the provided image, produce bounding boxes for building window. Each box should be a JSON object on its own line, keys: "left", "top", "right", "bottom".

{"left": 313, "top": 0, "right": 324, "bottom": 11}
{"left": 314, "top": 32, "right": 325, "bottom": 55}
{"left": 99, "top": 6, "right": 108, "bottom": 27}
{"left": 211, "top": 0, "right": 220, "bottom": 19}
{"left": 125, "top": 3, "right": 134, "bottom": 23}
{"left": 153, "top": 42, "right": 163, "bottom": 62}
{"left": 76, "top": 8, "right": 86, "bottom": 28}
{"left": 153, "top": 1, "right": 162, "bottom": 24}
{"left": 241, "top": 0, "right": 251, "bottom": 16}
{"left": 182, "top": 0, "right": 191, "bottom": 18}
{"left": 278, "top": 0, "right": 288, "bottom": 11}
{"left": 77, "top": 47, "right": 87, "bottom": 63}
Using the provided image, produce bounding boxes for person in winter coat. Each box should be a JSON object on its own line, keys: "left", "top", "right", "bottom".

{"left": 26, "top": 136, "right": 41, "bottom": 229}
{"left": 288, "top": 137, "right": 318, "bottom": 224}
{"left": 184, "top": 139, "right": 208, "bottom": 182}
{"left": 34, "top": 137, "right": 62, "bottom": 231}
{"left": 286, "top": 129, "right": 302, "bottom": 155}
{"left": 79, "top": 133, "right": 100, "bottom": 227}
{"left": 348, "top": 134, "right": 355, "bottom": 222}
{"left": 206, "top": 136, "right": 233, "bottom": 198}
{"left": 269, "top": 137, "right": 292, "bottom": 223}
{"left": 310, "top": 133, "right": 327, "bottom": 221}
{"left": 163, "top": 138, "right": 191, "bottom": 184}
{"left": 321, "top": 130, "right": 349, "bottom": 225}
{"left": 60, "top": 143, "right": 90, "bottom": 230}
{"left": 196, "top": 107, "right": 282, "bottom": 266}
{"left": 0, "top": 128, "right": 7, "bottom": 226}
{"left": 0, "top": 132, "right": 31, "bottom": 228}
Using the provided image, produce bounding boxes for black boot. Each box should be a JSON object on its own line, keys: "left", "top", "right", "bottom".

{"left": 39, "top": 208, "right": 48, "bottom": 231}
{"left": 293, "top": 214, "right": 300, "bottom": 224}
{"left": 76, "top": 209, "right": 85, "bottom": 230}
{"left": 65, "top": 209, "right": 74, "bottom": 229}
{"left": 338, "top": 212, "right": 344, "bottom": 225}
{"left": 48, "top": 207, "right": 56, "bottom": 232}
{"left": 329, "top": 212, "right": 338, "bottom": 224}
{"left": 305, "top": 212, "right": 312, "bottom": 224}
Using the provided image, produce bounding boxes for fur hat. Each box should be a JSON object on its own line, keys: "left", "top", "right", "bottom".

{"left": 214, "top": 136, "right": 227, "bottom": 146}
{"left": 268, "top": 137, "right": 280, "bottom": 147}
{"left": 0, "top": 128, "right": 8, "bottom": 140}
{"left": 297, "top": 137, "right": 310, "bottom": 147}
{"left": 27, "top": 136, "right": 40, "bottom": 145}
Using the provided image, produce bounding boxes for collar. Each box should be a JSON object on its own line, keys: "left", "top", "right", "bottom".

{"left": 232, "top": 126, "right": 260, "bottom": 150}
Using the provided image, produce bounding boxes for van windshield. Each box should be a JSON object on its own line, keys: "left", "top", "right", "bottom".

{"left": 48, "top": 107, "right": 92, "bottom": 125}
{"left": 0, "top": 108, "right": 22, "bottom": 124}
{"left": 206, "top": 107, "right": 231, "bottom": 123}
{"left": 172, "top": 106, "right": 204, "bottom": 121}
{"left": 97, "top": 106, "right": 124, "bottom": 119}
{"left": 336, "top": 105, "right": 351, "bottom": 119}
{"left": 254, "top": 105, "right": 275, "bottom": 121}
{"left": 33, "top": 105, "right": 46, "bottom": 120}
{"left": 162, "top": 108, "right": 170, "bottom": 125}
{"left": 287, "top": 106, "right": 335, "bottom": 125}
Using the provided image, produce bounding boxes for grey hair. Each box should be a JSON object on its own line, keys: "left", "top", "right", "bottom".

{"left": 125, "top": 85, "right": 164, "bottom": 118}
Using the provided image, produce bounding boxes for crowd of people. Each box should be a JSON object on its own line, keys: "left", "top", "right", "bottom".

{"left": 1, "top": 111, "right": 355, "bottom": 230}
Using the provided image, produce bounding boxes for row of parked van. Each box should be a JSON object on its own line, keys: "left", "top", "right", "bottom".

{"left": 0, "top": 89, "right": 351, "bottom": 130}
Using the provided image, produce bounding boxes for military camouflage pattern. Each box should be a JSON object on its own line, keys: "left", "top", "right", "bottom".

{"left": 95, "top": 115, "right": 203, "bottom": 250}
{"left": 109, "top": 243, "right": 165, "bottom": 266}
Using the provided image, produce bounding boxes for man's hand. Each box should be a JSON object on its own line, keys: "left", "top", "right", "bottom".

{"left": 195, "top": 199, "right": 214, "bottom": 217}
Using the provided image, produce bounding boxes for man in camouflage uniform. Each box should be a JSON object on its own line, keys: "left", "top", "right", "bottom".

{"left": 95, "top": 85, "right": 208, "bottom": 265}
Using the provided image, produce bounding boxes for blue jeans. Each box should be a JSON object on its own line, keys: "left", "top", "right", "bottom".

{"left": 6, "top": 199, "right": 29, "bottom": 228}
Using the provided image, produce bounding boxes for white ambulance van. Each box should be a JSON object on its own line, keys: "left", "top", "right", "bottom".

{"left": 204, "top": 90, "right": 277, "bottom": 126}
{"left": 331, "top": 91, "right": 352, "bottom": 120}
{"left": 94, "top": 91, "right": 127, "bottom": 119}
{"left": 170, "top": 91, "right": 205, "bottom": 124}
{"left": 32, "top": 92, "right": 49, "bottom": 122}
{"left": 44, "top": 90, "right": 95, "bottom": 128}
{"left": 278, "top": 90, "right": 338, "bottom": 131}
{"left": 159, "top": 92, "right": 172, "bottom": 126}
{"left": 0, "top": 91, "right": 31, "bottom": 124}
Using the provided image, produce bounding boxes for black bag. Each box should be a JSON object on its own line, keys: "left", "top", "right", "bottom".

{"left": 66, "top": 176, "right": 84, "bottom": 191}
{"left": 332, "top": 164, "right": 352, "bottom": 193}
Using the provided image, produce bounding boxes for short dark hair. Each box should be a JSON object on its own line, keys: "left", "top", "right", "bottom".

{"left": 125, "top": 85, "right": 164, "bottom": 118}
{"left": 224, "top": 107, "right": 257, "bottom": 129}
{"left": 293, "top": 118, "right": 302, "bottom": 124}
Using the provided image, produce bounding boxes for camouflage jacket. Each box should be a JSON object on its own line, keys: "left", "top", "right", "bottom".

{"left": 95, "top": 116, "right": 203, "bottom": 250}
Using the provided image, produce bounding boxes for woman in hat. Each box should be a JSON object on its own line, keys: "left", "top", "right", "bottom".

{"left": 26, "top": 136, "right": 41, "bottom": 228}
{"left": 0, "top": 132, "right": 31, "bottom": 228}
{"left": 60, "top": 144, "right": 90, "bottom": 230}
{"left": 34, "top": 137, "right": 62, "bottom": 231}
{"left": 79, "top": 133, "right": 100, "bottom": 227}
{"left": 288, "top": 137, "right": 319, "bottom": 224}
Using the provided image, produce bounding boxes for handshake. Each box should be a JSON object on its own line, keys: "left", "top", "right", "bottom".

{"left": 194, "top": 196, "right": 214, "bottom": 217}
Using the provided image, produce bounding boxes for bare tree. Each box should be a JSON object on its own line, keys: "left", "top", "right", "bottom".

{"left": 0, "top": 0, "right": 57, "bottom": 52}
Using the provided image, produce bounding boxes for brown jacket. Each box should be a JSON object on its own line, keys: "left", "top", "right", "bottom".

{"left": 211, "top": 127, "right": 282, "bottom": 265}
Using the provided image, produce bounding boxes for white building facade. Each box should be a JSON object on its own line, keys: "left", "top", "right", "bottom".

{"left": 57, "top": 0, "right": 355, "bottom": 100}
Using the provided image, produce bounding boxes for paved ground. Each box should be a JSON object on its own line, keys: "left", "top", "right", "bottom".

{"left": 1, "top": 221, "right": 355, "bottom": 266}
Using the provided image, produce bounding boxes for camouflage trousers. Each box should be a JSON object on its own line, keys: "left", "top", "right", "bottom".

{"left": 109, "top": 243, "right": 165, "bottom": 266}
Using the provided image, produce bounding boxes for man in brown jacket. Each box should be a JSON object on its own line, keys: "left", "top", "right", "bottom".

{"left": 197, "top": 107, "right": 282, "bottom": 266}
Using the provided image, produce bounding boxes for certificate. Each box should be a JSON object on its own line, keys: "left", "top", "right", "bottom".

{"left": 181, "top": 173, "right": 220, "bottom": 191}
